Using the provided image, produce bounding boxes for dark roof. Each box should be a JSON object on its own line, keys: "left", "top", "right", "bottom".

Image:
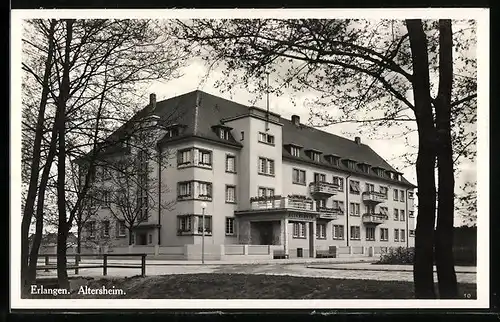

{"left": 108, "top": 90, "right": 415, "bottom": 187}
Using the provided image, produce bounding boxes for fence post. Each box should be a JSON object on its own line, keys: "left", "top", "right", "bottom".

{"left": 141, "top": 254, "right": 146, "bottom": 277}
{"left": 74, "top": 254, "right": 79, "bottom": 275}
{"left": 103, "top": 254, "right": 108, "bottom": 276}
{"left": 44, "top": 255, "right": 49, "bottom": 272}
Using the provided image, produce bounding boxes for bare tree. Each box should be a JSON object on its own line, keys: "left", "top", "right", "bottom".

{"left": 21, "top": 18, "right": 187, "bottom": 291}
{"left": 173, "top": 18, "right": 477, "bottom": 298}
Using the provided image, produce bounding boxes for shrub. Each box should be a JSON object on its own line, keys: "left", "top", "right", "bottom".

{"left": 377, "top": 246, "right": 415, "bottom": 265}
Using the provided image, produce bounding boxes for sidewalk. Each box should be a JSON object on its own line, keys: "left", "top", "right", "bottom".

{"left": 307, "top": 262, "right": 476, "bottom": 273}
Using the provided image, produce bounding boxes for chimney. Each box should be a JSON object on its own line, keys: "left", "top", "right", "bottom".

{"left": 149, "top": 93, "right": 157, "bottom": 112}
{"left": 354, "top": 136, "right": 361, "bottom": 145}
{"left": 291, "top": 115, "right": 300, "bottom": 126}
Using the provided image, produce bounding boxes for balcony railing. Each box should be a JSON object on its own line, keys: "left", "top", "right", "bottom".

{"left": 316, "top": 206, "right": 342, "bottom": 220}
{"left": 309, "top": 181, "right": 339, "bottom": 196}
{"left": 249, "top": 195, "right": 315, "bottom": 211}
{"left": 362, "top": 191, "right": 388, "bottom": 203}
{"left": 362, "top": 213, "right": 389, "bottom": 225}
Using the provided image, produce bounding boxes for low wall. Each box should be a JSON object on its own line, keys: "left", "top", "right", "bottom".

{"left": 224, "top": 245, "right": 245, "bottom": 255}
{"left": 352, "top": 246, "right": 364, "bottom": 255}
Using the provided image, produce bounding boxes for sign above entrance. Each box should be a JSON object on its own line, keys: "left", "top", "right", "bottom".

{"left": 288, "top": 213, "right": 315, "bottom": 221}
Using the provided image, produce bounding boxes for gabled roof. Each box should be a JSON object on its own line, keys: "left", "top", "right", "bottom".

{"left": 102, "top": 90, "right": 415, "bottom": 188}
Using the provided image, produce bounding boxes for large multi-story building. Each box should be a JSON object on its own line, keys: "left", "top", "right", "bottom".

{"left": 86, "top": 90, "right": 416, "bottom": 258}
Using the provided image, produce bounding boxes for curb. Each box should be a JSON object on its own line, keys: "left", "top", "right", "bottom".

{"left": 306, "top": 266, "right": 477, "bottom": 274}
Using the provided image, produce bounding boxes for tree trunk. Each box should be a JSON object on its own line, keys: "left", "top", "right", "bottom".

{"left": 434, "top": 19, "right": 458, "bottom": 299}
{"left": 21, "top": 19, "right": 57, "bottom": 294}
{"left": 129, "top": 228, "right": 133, "bottom": 246}
{"left": 77, "top": 225, "right": 82, "bottom": 264}
{"left": 56, "top": 19, "right": 74, "bottom": 290}
{"left": 406, "top": 19, "right": 438, "bottom": 299}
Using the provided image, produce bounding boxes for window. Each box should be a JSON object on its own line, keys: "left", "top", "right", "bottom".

{"left": 333, "top": 200, "right": 345, "bottom": 213}
{"left": 316, "top": 199, "right": 327, "bottom": 210}
{"left": 88, "top": 221, "right": 96, "bottom": 237}
{"left": 347, "top": 160, "right": 356, "bottom": 169}
{"left": 197, "top": 215, "right": 212, "bottom": 234}
{"left": 178, "top": 216, "right": 192, "bottom": 233}
{"left": 313, "top": 172, "right": 326, "bottom": 183}
{"left": 400, "top": 190, "right": 405, "bottom": 202}
{"left": 379, "top": 186, "right": 388, "bottom": 196}
{"left": 292, "top": 168, "right": 306, "bottom": 185}
{"left": 219, "top": 129, "right": 229, "bottom": 140}
{"left": 166, "top": 128, "right": 179, "bottom": 138}
{"left": 102, "top": 220, "right": 110, "bottom": 237}
{"left": 380, "top": 228, "right": 389, "bottom": 241}
{"left": 409, "top": 229, "right": 415, "bottom": 237}
{"left": 359, "top": 164, "right": 370, "bottom": 173}
{"left": 258, "top": 187, "right": 275, "bottom": 197}
{"left": 380, "top": 207, "right": 389, "bottom": 216}
{"left": 138, "top": 195, "right": 148, "bottom": 221}
{"left": 258, "top": 132, "right": 275, "bottom": 145}
{"left": 148, "top": 234, "right": 153, "bottom": 244}
{"left": 394, "top": 229, "right": 399, "bottom": 242}
{"left": 332, "top": 225, "right": 344, "bottom": 240}
{"left": 409, "top": 211, "right": 415, "bottom": 218}
{"left": 117, "top": 220, "right": 126, "bottom": 237}
{"left": 328, "top": 156, "right": 340, "bottom": 166}
{"left": 393, "top": 209, "right": 399, "bottom": 221}
{"left": 293, "top": 222, "right": 306, "bottom": 238}
{"left": 349, "top": 180, "right": 360, "bottom": 194}
{"left": 198, "top": 149, "right": 212, "bottom": 166}
{"left": 198, "top": 182, "right": 212, "bottom": 199}
{"left": 333, "top": 176, "right": 344, "bottom": 191}
{"left": 393, "top": 189, "right": 398, "bottom": 201}
{"left": 225, "top": 185, "right": 236, "bottom": 203}
{"left": 400, "top": 229, "right": 406, "bottom": 242}
{"left": 349, "top": 202, "right": 360, "bottom": 216}
{"left": 366, "top": 227, "right": 375, "bottom": 241}
{"left": 408, "top": 191, "right": 414, "bottom": 199}
{"left": 310, "top": 152, "right": 321, "bottom": 162}
{"left": 225, "top": 217, "right": 235, "bottom": 235}
{"left": 178, "top": 149, "right": 192, "bottom": 166}
{"left": 365, "top": 204, "right": 375, "bottom": 214}
{"left": 240, "top": 131, "right": 244, "bottom": 141}
{"left": 225, "top": 155, "right": 236, "bottom": 173}
{"left": 365, "top": 183, "right": 375, "bottom": 192}
{"left": 316, "top": 223, "right": 326, "bottom": 239}
{"left": 350, "top": 226, "right": 361, "bottom": 240}
{"left": 102, "top": 190, "right": 110, "bottom": 207}
{"left": 400, "top": 210, "right": 405, "bottom": 221}
{"left": 178, "top": 181, "right": 193, "bottom": 198}
{"left": 258, "top": 157, "right": 275, "bottom": 176}
{"left": 291, "top": 146, "right": 300, "bottom": 157}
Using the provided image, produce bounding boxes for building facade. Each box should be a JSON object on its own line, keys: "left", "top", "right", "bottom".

{"left": 85, "top": 90, "right": 416, "bottom": 258}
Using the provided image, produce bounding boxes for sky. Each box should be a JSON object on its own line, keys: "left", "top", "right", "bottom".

{"left": 145, "top": 57, "right": 477, "bottom": 226}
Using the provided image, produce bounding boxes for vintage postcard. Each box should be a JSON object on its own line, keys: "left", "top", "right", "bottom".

{"left": 10, "top": 8, "right": 489, "bottom": 310}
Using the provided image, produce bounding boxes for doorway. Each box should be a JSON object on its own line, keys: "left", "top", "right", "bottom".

{"left": 137, "top": 233, "right": 148, "bottom": 245}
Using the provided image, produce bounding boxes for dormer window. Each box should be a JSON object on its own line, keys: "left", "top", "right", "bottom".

{"left": 325, "top": 154, "right": 340, "bottom": 166}
{"left": 358, "top": 163, "right": 371, "bottom": 173}
{"left": 373, "top": 167, "right": 385, "bottom": 177}
{"left": 166, "top": 128, "right": 179, "bottom": 138}
{"left": 305, "top": 149, "right": 322, "bottom": 162}
{"left": 219, "top": 129, "right": 229, "bottom": 140}
{"left": 291, "top": 146, "right": 300, "bottom": 157}
{"left": 343, "top": 159, "right": 357, "bottom": 170}
{"left": 212, "top": 124, "right": 233, "bottom": 141}
{"left": 258, "top": 132, "right": 275, "bottom": 145}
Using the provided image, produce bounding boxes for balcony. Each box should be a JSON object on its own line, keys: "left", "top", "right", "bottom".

{"left": 309, "top": 181, "right": 339, "bottom": 198}
{"left": 362, "top": 213, "right": 389, "bottom": 225}
{"left": 362, "top": 191, "right": 388, "bottom": 204}
{"left": 249, "top": 195, "right": 315, "bottom": 212}
{"left": 316, "top": 206, "right": 342, "bottom": 220}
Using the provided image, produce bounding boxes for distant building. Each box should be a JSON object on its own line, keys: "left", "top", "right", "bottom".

{"left": 83, "top": 90, "right": 416, "bottom": 258}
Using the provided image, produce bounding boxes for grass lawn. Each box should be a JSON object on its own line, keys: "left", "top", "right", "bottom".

{"left": 31, "top": 274, "right": 477, "bottom": 299}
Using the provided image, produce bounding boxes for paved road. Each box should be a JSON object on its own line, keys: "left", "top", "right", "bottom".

{"left": 37, "top": 262, "right": 476, "bottom": 284}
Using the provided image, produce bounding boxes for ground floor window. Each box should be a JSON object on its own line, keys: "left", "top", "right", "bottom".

{"left": 316, "top": 223, "right": 326, "bottom": 239}
{"left": 332, "top": 225, "right": 344, "bottom": 240}
{"left": 178, "top": 216, "right": 192, "bottom": 233}
{"left": 197, "top": 215, "right": 212, "bottom": 234}
{"left": 409, "top": 229, "right": 415, "bottom": 237}
{"left": 380, "top": 228, "right": 389, "bottom": 241}
{"left": 400, "top": 229, "right": 406, "bottom": 242}
{"left": 365, "top": 227, "right": 375, "bottom": 241}
{"left": 394, "top": 229, "right": 399, "bottom": 242}
{"left": 293, "top": 222, "right": 306, "bottom": 238}
{"left": 148, "top": 234, "right": 153, "bottom": 244}
{"left": 350, "top": 226, "right": 361, "bottom": 240}
{"left": 225, "top": 217, "right": 235, "bottom": 235}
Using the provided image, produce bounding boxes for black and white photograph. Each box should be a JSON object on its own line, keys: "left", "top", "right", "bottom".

{"left": 10, "top": 8, "right": 489, "bottom": 310}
